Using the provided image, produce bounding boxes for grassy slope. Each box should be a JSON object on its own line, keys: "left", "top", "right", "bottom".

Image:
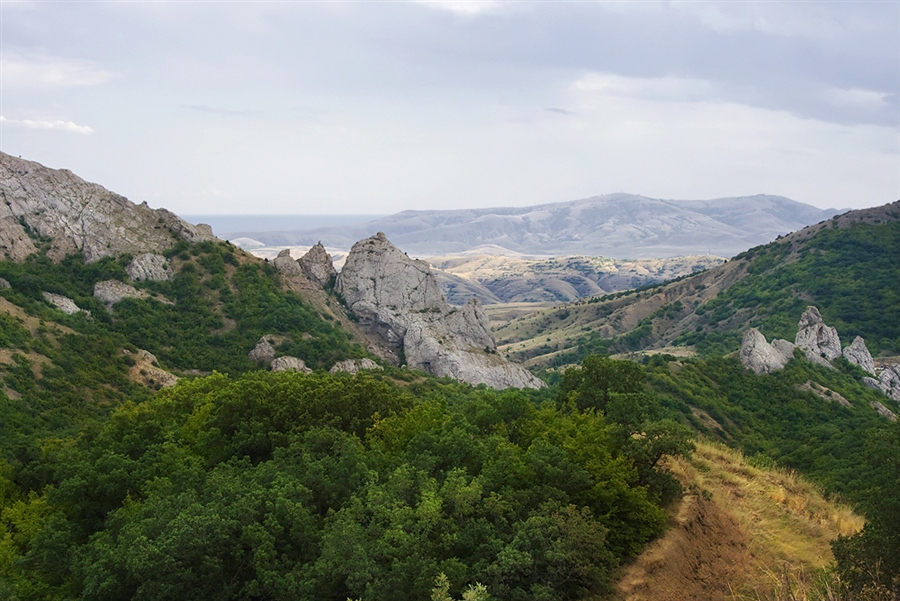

{"left": 496, "top": 201, "right": 900, "bottom": 369}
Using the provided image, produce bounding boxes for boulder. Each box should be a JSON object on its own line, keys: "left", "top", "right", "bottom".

{"left": 335, "top": 233, "right": 545, "bottom": 389}
{"left": 248, "top": 336, "right": 277, "bottom": 365}
{"left": 127, "top": 253, "right": 173, "bottom": 282}
{"left": 842, "top": 336, "right": 876, "bottom": 376}
{"left": 0, "top": 278, "right": 9, "bottom": 289}
{"left": 740, "top": 329, "right": 794, "bottom": 374}
{"left": 273, "top": 249, "right": 304, "bottom": 276}
{"left": 94, "top": 280, "right": 149, "bottom": 306}
{"left": 299, "top": 242, "right": 337, "bottom": 287}
{"left": 795, "top": 306, "right": 842, "bottom": 362}
{"left": 42, "top": 292, "right": 86, "bottom": 316}
{"left": 329, "top": 358, "right": 382, "bottom": 374}
{"left": 271, "top": 356, "right": 312, "bottom": 373}
{"left": 878, "top": 364, "right": 900, "bottom": 402}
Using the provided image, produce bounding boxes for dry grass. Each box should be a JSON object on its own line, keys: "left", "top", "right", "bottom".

{"left": 608, "top": 440, "right": 865, "bottom": 601}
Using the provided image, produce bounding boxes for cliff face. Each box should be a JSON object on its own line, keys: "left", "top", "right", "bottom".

{"left": 0, "top": 152, "right": 215, "bottom": 263}
{"left": 335, "top": 233, "right": 545, "bottom": 389}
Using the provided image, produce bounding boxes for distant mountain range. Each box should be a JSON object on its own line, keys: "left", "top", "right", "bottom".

{"left": 227, "top": 194, "right": 845, "bottom": 258}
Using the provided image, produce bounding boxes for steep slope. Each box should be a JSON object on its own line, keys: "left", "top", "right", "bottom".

{"left": 0, "top": 152, "right": 215, "bottom": 262}
{"left": 227, "top": 194, "right": 842, "bottom": 258}
{"left": 497, "top": 200, "right": 900, "bottom": 368}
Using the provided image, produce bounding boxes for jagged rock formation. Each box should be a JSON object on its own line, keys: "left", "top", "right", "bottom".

{"left": 126, "top": 349, "right": 178, "bottom": 389}
{"left": 127, "top": 254, "right": 173, "bottom": 282}
{"left": 335, "top": 233, "right": 544, "bottom": 389}
{"left": 42, "top": 292, "right": 85, "bottom": 316}
{"left": 248, "top": 336, "right": 277, "bottom": 365}
{"left": 842, "top": 336, "right": 876, "bottom": 376}
{"left": 271, "top": 356, "right": 312, "bottom": 373}
{"left": 740, "top": 329, "right": 795, "bottom": 374}
{"left": 871, "top": 365, "right": 900, "bottom": 402}
{"left": 273, "top": 249, "right": 304, "bottom": 276}
{"left": 299, "top": 243, "right": 337, "bottom": 287}
{"left": 330, "top": 358, "right": 381, "bottom": 374}
{"left": 94, "top": 280, "right": 149, "bottom": 307}
{"left": 0, "top": 152, "right": 215, "bottom": 263}
{"left": 795, "top": 306, "right": 842, "bottom": 363}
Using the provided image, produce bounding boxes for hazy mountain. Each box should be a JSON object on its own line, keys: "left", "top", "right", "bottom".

{"left": 229, "top": 194, "right": 844, "bottom": 258}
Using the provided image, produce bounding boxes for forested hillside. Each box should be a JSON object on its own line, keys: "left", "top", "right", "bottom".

{"left": 497, "top": 201, "right": 900, "bottom": 367}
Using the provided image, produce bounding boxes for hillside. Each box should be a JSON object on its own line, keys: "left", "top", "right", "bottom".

{"left": 227, "top": 194, "right": 841, "bottom": 258}
{"left": 497, "top": 201, "right": 900, "bottom": 368}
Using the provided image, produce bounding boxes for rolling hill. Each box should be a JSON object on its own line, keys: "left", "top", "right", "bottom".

{"left": 226, "top": 194, "right": 843, "bottom": 258}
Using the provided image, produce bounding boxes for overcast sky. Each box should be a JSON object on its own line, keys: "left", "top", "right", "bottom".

{"left": 1, "top": 1, "right": 898, "bottom": 214}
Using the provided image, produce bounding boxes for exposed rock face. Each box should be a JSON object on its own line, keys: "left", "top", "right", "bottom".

{"left": 877, "top": 365, "right": 900, "bottom": 402}
{"left": 335, "top": 233, "right": 544, "bottom": 389}
{"left": 740, "top": 329, "right": 795, "bottom": 374}
{"left": 330, "top": 358, "right": 381, "bottom": 374}
{"left": 127, "top": 253, "right": 173, "bottom": 282}
{"left": 126, "top": 349, "right": 178, "bottom": 389}
{"left": 42, "top": 292, "right": 85, "bottom": 315}
{"left": 871, "top": 401, "right": 897, "bottom": 422}
{"left": 299, "top": 242, "right": 337, "bottom": 287}
{"left": 271, "top": 356, "right": 312, "bottom": 373}
{"left": 795, "top": 306, "right": 842, "bottom": 362}
{"left": 0, "top": 152, "right": 215, "bottom": 263}
{"left": 842, "top": 336, "right": 876, "bottom": 376}
{"left": 273, "top": 249, "right": 304, "bottom": 276}
{"left": 248, "top": 336, "right": 277, "bottom": 365}
{"left": 94, "top": 280, "right": 149, "bottom": 306}
{"left": 0, "top": 278, "right": 9, "bottom": 289}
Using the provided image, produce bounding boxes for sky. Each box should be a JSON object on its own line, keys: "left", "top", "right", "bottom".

{"left": 0, "top": 1, "right": 898, "bottom": 215}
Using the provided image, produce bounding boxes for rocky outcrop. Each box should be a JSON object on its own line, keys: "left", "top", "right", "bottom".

{"left": 842, "top": 336, "right": 876, "bottom": 376}
{"left": 94, "top": 280, "right": 149, "bottom": 306}
{"left": 871, "top": 401, "right": 897, "bottom": 422}
{"left": 127, "top": 254, "right": 173, "bottom": 282}
{"left": 42, "top": 292, "right": 86, "bottom": 316}
{"left": 248, "top": 336, "right": 277, "bottom": 365}
{"left": 273, "top": 249, "right": 304, "bottom": 276}
{"left": 877, "top": 365, "right": 900, "bottom": 402}
{"left": 330, "top": 358, "right": 382, "bottom": 374}
{"left": 0, "top": 152, "right": 215, "bottom": 263}
{"left": 126, "top": 349, "right": 178, "bottom": 389}
{"left": 271, "top": 356, "right": 312, "bottom": 373}
{"left": 0, "top": 278, "right": 9, "bottom": 290}
{"left": 299, "top": 243, "right": 337, "bottom": 287}
{"left": 740, "top": 329, "right": 795, "bottom": 374}
{"left": 795, "top": 306, "right": 842, "bottom": 363}
{"left": 335, "top": 233, "right": 544, "bottom": 389}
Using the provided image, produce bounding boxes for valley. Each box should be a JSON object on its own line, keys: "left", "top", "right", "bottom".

{"left": 0, "top": 152, "right": 896, "bottom": 600}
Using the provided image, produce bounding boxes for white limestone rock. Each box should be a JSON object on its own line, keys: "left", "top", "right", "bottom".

{"left": 843, "top": 336, "right": 876, "bottom": 376}
{"left": 126, "top": 349, "right": 178, "bottom": 389}
{"left": 0, "top": 278, "right": 9, "bottom": 289}
{"left": 248, "top": 336, "right": 277, "bottom": 365}
{"left": 273, "top": 249, "right": 304, "bottom": 276}
{"left": 0, "top": 152, "right": 215, "bottom": 263}
{"left": 299, "top": 242, "right": 337, "bottom": 287}
{"left": 740, "top": 328, "right": 795, "bottom": 374}
{"left": 795, "top": 306, "right": 842, "bottom": 363}
{"left": 127, "top": 253, "right": 173, "bottom": 282}
{"left": 271, "top": 356, "right": 312, "bottom": 373}
{"left": 329, "top": 358, "right": 382, "bottom": 374}
{"left": 878, "top": 365, "right": 900, "bottom": 402}
{"left": 42, "top": 292, "right": 85, "bottom": 316}
{"left": 335, "top": 232, "right": 545, "bottom": 389}
{"left": 94, "top": 280, "right": 149, "bottom": 306}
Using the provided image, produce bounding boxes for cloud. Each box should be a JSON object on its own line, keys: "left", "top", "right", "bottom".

{"left": 0, "top": 116, "right": 94, "bottom": 134}
{"left": 180, "top": 105, "right": 262, "bottom": 117}
{"left": 0, "top": 55, "right": 116, "bottom": 89}
{"left": 823, "top": 87, "right": 892, "bottom": 111}
{"left": 411, "top": 0, "right": 502, "bottom": 16}
{"left": 545, "top": 107, "right": 576, "bottom": 116}
{"left": 574, "top": 73, "right": 717, "bottom": 103}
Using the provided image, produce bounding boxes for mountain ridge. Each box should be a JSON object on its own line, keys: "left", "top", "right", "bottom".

{"left": 227, "top": 193, "right": 844, "bottom": 258}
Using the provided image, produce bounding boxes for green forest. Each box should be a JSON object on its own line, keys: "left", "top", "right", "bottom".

{"left": 0, "top": 230, "right": 896, "bottom": 599}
